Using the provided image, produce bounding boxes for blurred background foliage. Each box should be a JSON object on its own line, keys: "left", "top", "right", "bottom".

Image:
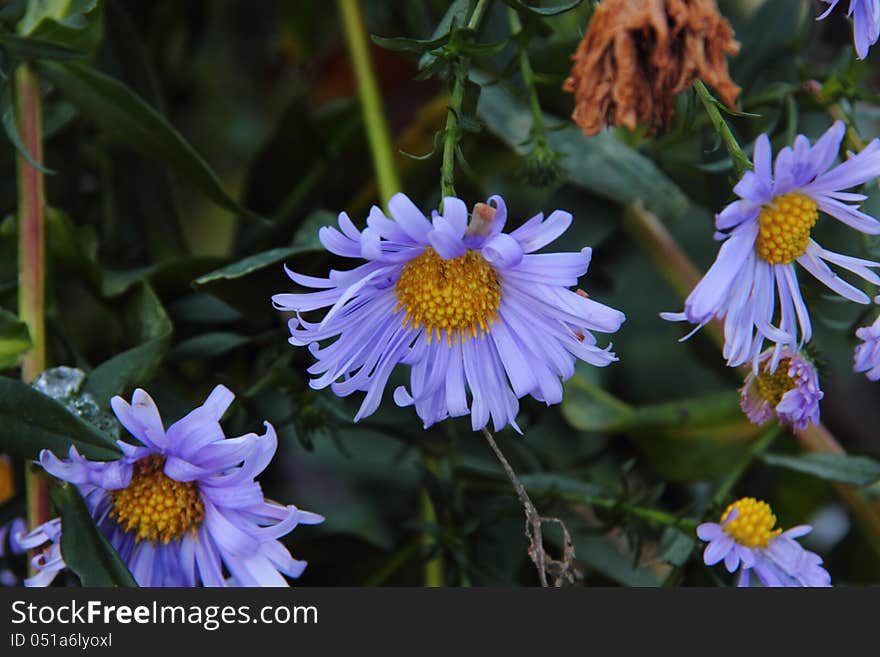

{"left": 1, "top": 0, "right": 880, "bottom": 586}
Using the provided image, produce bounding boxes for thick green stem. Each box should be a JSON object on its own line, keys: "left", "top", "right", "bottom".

{"left": 440, "top": 0, "right": 491, "bottom": 199}
{"left": 16, "top": 64, "right": 50, "bottom": 534}
{"left": 337, "top": 0, "right": 402, "bottom": 206}
{"left": 694, "top": 80, "right": 753, "bottom": 178}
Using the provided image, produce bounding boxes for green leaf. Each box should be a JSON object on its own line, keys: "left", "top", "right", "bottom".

{"left": 418, "top": 0, "right": 470, "bottom": 70}
{"left": 17, "top": 0, "right": 103, "bottom": 53}
{"left": 0, "top": 307, "right": 31, "bottom": 369}
{"left": 51, "top": 483, "right": 137, "bottom": 587}
{"left": 47, "top": 206, "right": 101, "bottom": 285}
{"left": 500, "top": 0, "right": 584, "bottom": 17}
{"left": 0, "top": 376, "right": 120, "bottom": 460}
{"left": 39, "top": 62, "right": 266, "bottom": 224}
{"left": 476, "top": 73, "right": 689, "bottom": 221}
{"left": 83, "top": 283, "right": 172, "bottom": 403}
{"left": 169, "top": 332, "right": 252, "bottom": 360}
{"left": 761, "top": 453, "right": 880, "bottom": 487}
{"left": 561, "top": 374, "right": 632, "bottom": 432}
{"left": 562, "top": 370, "right": 758, "bottom": 482}
{"left": 575, "top": 534, "right": 662, "bottom": 587}
{"left": 194, "top": 244, "right": 319, "bottom": 286}
{"left": 0, "top": 32, "right": 86, "bottom": 60}
{"left": 371, "top": 32, "right": 452, "bottom": 54}
{"left": 519, "top": 473, "right": 606, "bottom": 499}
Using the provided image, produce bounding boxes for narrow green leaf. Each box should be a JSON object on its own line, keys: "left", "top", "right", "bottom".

{"left": 51, "top": 484, "right": 137, "bottom": 587}
{"left": 84, "top": 283, "right": 172, "bottom": 403}
{"left": 418, "top": 0, "right": 469, "bottom": 70}
{"left": 0, "top": 376, "right": 120, "bottom": 460}
{"left": 194, "top": 244, "right": 319, "bottom": 286}
{"left": 761, "top": 452, "right": 880, "bottom": 486}
{"left": 169, "top": 332, "right": 252, "bottom": 360}
{"left": 500, "top": 0, "right": 584, "bottom": 17}
{"left": 0, "top": 32, "right": 86, "bottom": 60}
{"left": 39, "top": 61, "right": 267, "bottom": 224}
{"left": 0, "top": 307, "right": 31, "bottom": 369}
{"left": 371, "top": 32, "right": 452, "bottom": 53}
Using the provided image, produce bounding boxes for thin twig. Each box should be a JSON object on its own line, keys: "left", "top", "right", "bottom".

{"left": 481, "top": 427, "right": 576, "bottom": 587}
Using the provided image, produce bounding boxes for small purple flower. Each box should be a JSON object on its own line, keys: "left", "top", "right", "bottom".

{"left": 740, "top": 347, "right": 823, "bottom": 430}
{"left": 273, "top": 193, "right": 625, "bottom": 433}
{"left": 39, "top": 385, "right": 323, "bottom": 587}
{"left": 854, "top": 304, "right": 880, "bottom": 380}
{"left": 663, "top": 121, "right": 880, "bottom": 370}
{"left": 697, "top": 497, "right": 831, "bottom": 587}
{"left": 14, "top": 518, "right": 66, "bottom": 588}
{"left": 818, "top": 1, "right": 880, "bottom": 59}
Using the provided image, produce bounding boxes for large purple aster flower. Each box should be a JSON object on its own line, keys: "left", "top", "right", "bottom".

{"left": 272, "top": 193, "right": 625, "bottom": 432}
{"left": 819, "top": 0, "right": 880, "bottom": 59}
{"left": 663, "top": 121, "right": 880, "bottom": 370}
{"left": 740, "top": 347, "right": 823, "bottom": 430}
{"left": 697, "top": 497, "right": 831, "bottom": 587}
{"left": 854, "top": 304, "right": 880, "bottom": 380}
{"left": 39, "top": 385, "right": 323, "bottom": 587}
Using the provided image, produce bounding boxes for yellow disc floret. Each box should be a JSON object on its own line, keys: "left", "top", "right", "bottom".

{"left": 721, "top": 497, "right": 782, "bottom": 548}
{"left": 109, "top": 454, "right": 204, "bottom": 544}
{"left": 395, "top": 247, "right": 501, "bottom": 344}
{"left": 755, "top": 357, "right": 796, "bottom": 407}
{"left": 755, "top": 193, "right": 818, "bottom": 264}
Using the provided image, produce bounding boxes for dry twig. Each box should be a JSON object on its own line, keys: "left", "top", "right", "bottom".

{"left": 481, "top": 427, "right": 577, "bottom": 587}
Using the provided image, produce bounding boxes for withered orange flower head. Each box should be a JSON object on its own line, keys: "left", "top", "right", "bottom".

{"left": 563, "top": 0, "right": 741, "bottom": 136}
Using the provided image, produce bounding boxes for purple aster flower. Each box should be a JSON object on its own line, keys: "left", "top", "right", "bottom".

{"left": 854, "top": 304, "right": 880, "bottom": 380}
{"left": 697, "top": 497, "right": 831, "bottom": 587}
{"left": 819, "top": 0, "right": 880, "bottom": 59}
{"left": 14, "top": 518, "right": 66, "bottom": 587}
{"left": 740, "top": 347, "right": 823, "bottom": 430}
{"left": 663, "top": 121, "right": 880, "bottom": 370}
{"left": 39, "top": 385, "right": 324, "bottom": 587}
{"left": 272, "top": 193, "right": 625, "bottom": 432}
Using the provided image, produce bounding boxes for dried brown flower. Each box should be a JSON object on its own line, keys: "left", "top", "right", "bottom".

{"left": 563, "top": 0, "right": 741, "bottom": 136}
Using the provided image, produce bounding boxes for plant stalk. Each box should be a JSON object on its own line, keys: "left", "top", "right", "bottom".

{"left": 16, "top": 64, "right": 50, "bottom": 534}
{"left": 337, "top": 0, "right": 402, "bottom": 207}
{"left": 440, "top": 0, "right": 491, "bottom": 199}
{"left": 694, "top": 80, "right": 752, "bottom": 178}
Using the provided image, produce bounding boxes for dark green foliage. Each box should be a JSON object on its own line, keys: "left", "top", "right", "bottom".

{"left": 1, "top": 0, "right": 879, "bottom": 588}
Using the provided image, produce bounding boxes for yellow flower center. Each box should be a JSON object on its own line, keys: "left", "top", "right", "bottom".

{"left": 109, "top": 454, "right": 204, "bottom": 544}
{"left": 721, "top": 497, "right": 782, "bottom": 548}
{"left": 395, "top": 247, "right": 501, "bottom": 344}
{"left": 755, "top": 193, "right": 818, "bottom": 264}
{"left": 755, "top": 357, "right": 796, "bottom": 407}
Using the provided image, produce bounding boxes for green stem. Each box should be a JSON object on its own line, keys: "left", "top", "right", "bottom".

{"left": 465, "top": 477, "right": 696, "bottom": 534}
{"left": 419, "top": 483, "right": 444, "bottom": 587}
{"left": 440, "top": 0, "right": 492, "bottom": 199}
{"left": 15, "top": 64, "right": 50, "bottom": 536}
{"left": 507, "top": 8, "right": 547, "bottom": 147}
{"left": 582, "top": 496, "right": 698, "bottom": 534}
{"left": 711, "top": 425, "right": 782, "bottom": 507}
{"left": 694, "top": 80, "right": 753, "bottom": 178}
{"left": 337, "top": 0, "right": 402, "bottom": 206}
